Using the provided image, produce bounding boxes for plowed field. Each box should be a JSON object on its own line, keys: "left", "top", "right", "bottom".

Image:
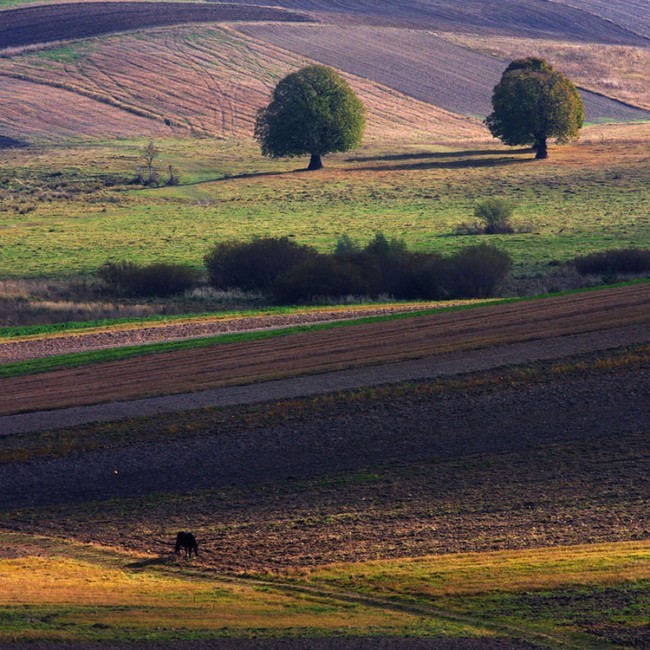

{"left": 237, "top": 24, "right": 650, "bottom": 121}
{"left": 0, "top": 2, "right": 311, "bottom": 50}
{"left": 552, "top": 0, "right": 650, "bottom": 40}
{"left": 1, "top": 284, "right": 647, "bottom": 414}
{"left": 215, "top": 0, "right": 646, "bottom": 43}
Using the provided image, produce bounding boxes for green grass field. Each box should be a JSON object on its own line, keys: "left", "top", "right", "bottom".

{"left": 1, "top": 135, "right": 648, "bottom": 279}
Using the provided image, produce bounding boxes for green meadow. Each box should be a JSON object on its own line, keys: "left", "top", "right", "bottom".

{"left": 1, "top": 136, "right": 648, "bottom": 279}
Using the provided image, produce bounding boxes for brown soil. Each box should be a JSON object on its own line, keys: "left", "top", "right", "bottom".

{"left": 0, "top": 303, "right": 472, "bottom": 364}
{"left": 0, "top": 2, "right": 311, "bottom": 50}
{"left": 1, "top": 357, "right": 647, "bottom": 571}
{"left": 1, "top": 284, "right": 647, "bottom": 415}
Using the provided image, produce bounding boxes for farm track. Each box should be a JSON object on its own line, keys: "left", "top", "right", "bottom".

{"left": 0, "top": 284, "right": 647, "bottom": 416}
{"left": 0, "top": 2, "right": 312, "bottom": 50}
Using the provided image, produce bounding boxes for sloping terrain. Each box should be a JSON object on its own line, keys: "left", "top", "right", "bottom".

{"left": 552, "top": 0, "right": 650, "bottom": 40}
{"left": 0, "top": 25, "right": 484, "bottom": 141}
{"left": 0, "top": 284, "right": 647, "bottom": 414}
{"left": 237, "top": 24, "right": 650, "bottom": 122}
{"left": 216, "top": 0, "right": 647, "bottom": 44}
{"left": 445, "top": 35, "right": 650, "bottom": 111}
{"left": 0, "top": 2, "right": 311, "bottom": 50}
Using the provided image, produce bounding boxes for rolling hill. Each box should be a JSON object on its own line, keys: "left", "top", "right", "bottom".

{"left": 237, "top": 23, "right": 650, "bottom": 122}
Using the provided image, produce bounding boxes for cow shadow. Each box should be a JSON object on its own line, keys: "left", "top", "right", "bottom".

{"left": 125, "top": 556, "right": 173, "bottom": 569}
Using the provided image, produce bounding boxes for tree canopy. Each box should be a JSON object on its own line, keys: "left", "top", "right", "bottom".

{"left": 486, "top": 57, "right": 584, "bottom": 159}
{"left": 254, "top": 65, "right": 366, "bottom": 170}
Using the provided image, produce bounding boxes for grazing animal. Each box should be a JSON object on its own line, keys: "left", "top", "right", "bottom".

{"left": 174, "top": 531, "right": 198, "bottom": 557}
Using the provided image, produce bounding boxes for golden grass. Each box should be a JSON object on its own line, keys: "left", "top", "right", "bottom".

{"left": 445, "top": 34, "right": 650, "bottom": 110}
{"left": 0, "top": 532, "right": 485, "bottom": 640}
{"left": 297, "top": 541, "right": 650, "bottom": 598}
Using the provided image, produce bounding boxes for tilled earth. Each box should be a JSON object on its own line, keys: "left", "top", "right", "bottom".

{"left": 2, "top": 356, "right": 647, "bottom": 572}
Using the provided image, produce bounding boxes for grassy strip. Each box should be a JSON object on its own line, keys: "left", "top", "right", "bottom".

{"left": 0, "top": 298, "right": 509, "bottom": 379}
{"left": 0, "top": 305, "right": 303, "bottom": 339}
{"left": 0, "top": 302, "right": 435, "bottom": 340}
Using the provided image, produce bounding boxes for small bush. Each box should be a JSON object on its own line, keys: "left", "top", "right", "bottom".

{"left": 445, "top": 244, "right": 513, "bottom": 298}
{"left": 98, "top": 261, "right": 200, "bottom": 297}
{"left": 474, "top": 198, "right": 515, "bottom": 234}
{"left": 573, "top": 248, "right": 650, "bottom": 275}
{"left": 204, "top": 237, "right": 317, "bottom": 291}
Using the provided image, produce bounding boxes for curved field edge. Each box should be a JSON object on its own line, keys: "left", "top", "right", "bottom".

{"left": 0, "top": 298, "right": 504, "bottom": 378}
{"left": 0, "top": 530, "right": 646, "bottom": 645}
{"left": 2, "top": 342, "right": 645, "bottom": 463}
{"left": 0, "top": 24, "right": 483, "bottom": 143}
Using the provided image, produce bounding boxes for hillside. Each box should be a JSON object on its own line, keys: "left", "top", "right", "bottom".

{"left": 0, "top": 25, "right": 484, "bottom": 142}
{"left": 237, "top": 23, "right": 650, "bottom": 122}
{"left": 0, "top": 2, "right": 312, "bottom": 49}
{"left": 212, "top": 0, "right": 648, "bottom": 43}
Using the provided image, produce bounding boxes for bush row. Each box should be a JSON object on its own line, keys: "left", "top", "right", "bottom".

{"left": 204, "top": 234, "right": 512, "bottom": 302}
{"left": 98, "top": 242, "right": 649, "bottom": 302}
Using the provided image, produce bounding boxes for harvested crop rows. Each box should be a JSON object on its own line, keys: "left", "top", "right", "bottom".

{"left": 0, "top": 2, "right": 311, "bottom": 50}
{"left": 1, "top": 284, "right": 647, "bottom": 414}
{"left": 0, "top": 24, "right": 484, "bottom": 141}
{"left": 237, "top": 24, "right": 650, "bottom": 121}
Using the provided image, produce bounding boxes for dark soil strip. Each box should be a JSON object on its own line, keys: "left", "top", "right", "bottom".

{"left": 0, "top": 2, "right": 312, "bottom": 50}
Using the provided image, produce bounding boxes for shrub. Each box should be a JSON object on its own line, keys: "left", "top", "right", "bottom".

{"left": 98, "top": 261, "right": 200, "bottom": 297}
{"left": 474, "top": 198, "right": 515, "bottom": 234}
{"left": 204, "top": 237, "right": 317, "bottom": 291}
{"left": 272, "top": 255, "right": 368, "bottom": 303}
{"left": 573, "top": 248, "right": 650, "bottom": 275}
{"left": 445, "top": 244, "right": 513, "bottom": 298}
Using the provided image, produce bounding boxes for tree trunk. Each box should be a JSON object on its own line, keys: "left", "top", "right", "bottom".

{"left": 308, "top": 153, "right": 323, "bottom": 170}
{"left": 535, "top": 137, "right": 548, "bottom": 159}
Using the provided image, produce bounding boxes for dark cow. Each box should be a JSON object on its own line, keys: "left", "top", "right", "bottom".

{"left": 174, "top": 531, "right": 198, "bottom": 557}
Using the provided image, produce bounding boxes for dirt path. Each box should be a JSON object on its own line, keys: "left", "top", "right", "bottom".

{"left": 1, "top": 322, "right": 647, "bottom": 436}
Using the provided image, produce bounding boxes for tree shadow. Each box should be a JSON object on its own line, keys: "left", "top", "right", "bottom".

{"left": 352, "top": 155, "right": 535, "bottom": 173}
{"left": 347, "top": 148, "right": 533, "bottom": 163}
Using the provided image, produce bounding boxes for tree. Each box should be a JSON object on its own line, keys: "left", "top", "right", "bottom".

{"left": 486, "top": 57, "right": 584, "bottom": 159}
{"left": 254, "top": 65, "right": 366, "bottom": 170}
{"left": 141, "top": 140, "right": 159, "bottom": 184}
